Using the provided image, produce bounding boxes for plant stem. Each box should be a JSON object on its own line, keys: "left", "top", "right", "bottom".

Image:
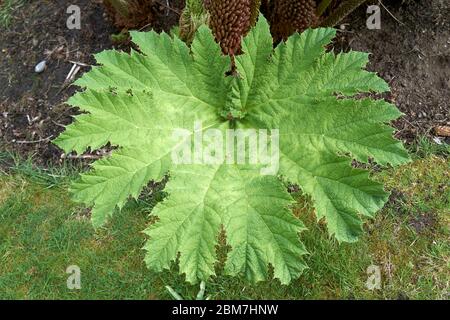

{"left": 165, "top": 286, "right": 183, "bottom": 300}
{"left": 317, "top": 0, "right": 333, "bottom": 17}
{"left": 320, "top": 0, "right": 368, "bottom": 27}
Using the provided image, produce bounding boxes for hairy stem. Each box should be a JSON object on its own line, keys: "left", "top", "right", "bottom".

{"left": 320, "top": 0, "right": 368, "bottom": 27}
{"left": 179, "top": 0, "right": 208, "bottom": 43}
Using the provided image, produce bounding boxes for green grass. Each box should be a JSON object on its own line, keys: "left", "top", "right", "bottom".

{"left": 0, "top": 0, "right": 27, "bottom": 29}
{"left": 0, "top": 147, "right": 448, "bottom": 299}
{"left": 0, "top": 151, "right": 82, "bottom": 188}
{"left": 409, "top": 136, "right": 450, "bottom": 159}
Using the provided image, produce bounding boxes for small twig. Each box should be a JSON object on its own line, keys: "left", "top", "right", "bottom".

{"left": 378, "top": 0, "right": 404, "bottom": 25}
{"left": 153, "top": 0, "right": 181, "bottom": 15}
{"left": 51, "top": 120, "right": 67, "bottom": 128}
{"left": 44, "top": 45, "right": 64, "bottom": 59}
{"left": 14, "top": 135, "right": 53, "bottom": 144}
{"left": 62, "top": 154, "right": 106, "bottom": 160}
{"left": 68, "top": 60, "right": 92, "bottom": 67}
{"left": 66, "top": 64, "right": 81, "bottom": 83}
{"left": 138, "top": 22, "right": 154, "bottom": 31}
{"left": 53, "top": 62, "right": 84, "bottom": 98}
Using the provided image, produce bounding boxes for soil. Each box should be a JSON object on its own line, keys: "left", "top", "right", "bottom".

{"left": 0, "top": 0, "right": 184, "bottom": 165}
{"left": 339, "top": 0, "right": 450, "bottom": 143}
{"left": 0, "top": 0, "right": 448, "bottom": 166}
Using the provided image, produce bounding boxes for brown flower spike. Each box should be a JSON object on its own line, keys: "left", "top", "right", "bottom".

{"left": 204, "top": 0, "right": 253, "bottom": 56}
{"left": 268, "top": 0, "right": 318, "bottom": 42}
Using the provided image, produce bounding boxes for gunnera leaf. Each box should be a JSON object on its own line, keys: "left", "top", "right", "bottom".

{"left": 54, "top": 16, "right": 410, "bottom": 284}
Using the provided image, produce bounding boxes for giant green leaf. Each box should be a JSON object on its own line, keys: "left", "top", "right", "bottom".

{"left": 54, "top": 16, "right": 409, "bottom": 283}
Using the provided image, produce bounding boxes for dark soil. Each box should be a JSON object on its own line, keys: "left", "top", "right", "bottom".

{"left": 340, "top": 0, "right": 450, "bottom": 144}
{"left": 0, "top": 0, "right": 448, "bottom": 166}
{"left": 0, "top": 0, "right": 183, "bottom": 165}
{"left": 1, "top": 0, "right": 114, "bottom": 164}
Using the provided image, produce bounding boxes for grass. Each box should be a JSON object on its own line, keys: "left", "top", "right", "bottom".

{"left": 0, "top": 0, "right": 27, "bottom": 29}
{"left": 0, "top": 145, "right": 448, "bottom": 300}
{"left": 409, "top": 136, "right": 450, "bottom": 159}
